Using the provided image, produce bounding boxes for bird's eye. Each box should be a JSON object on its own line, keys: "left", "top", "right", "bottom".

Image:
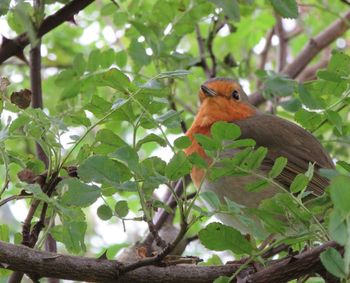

{"left": 231, "top": 90, "right": 239, "bottom": 100}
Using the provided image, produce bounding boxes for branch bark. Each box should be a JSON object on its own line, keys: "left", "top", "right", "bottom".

{"left": 274, "top": 14, "right": 287, "bottom": 72}
{"left": 0, "top": 0, "right": 95, "bottom": 64}
{"left": 0, "top": 241, "right": 340, "bottom": 283}
{"left": 195, "top": 25, "right": 211, "bottom": 78}
{"left": 249, "top": 9, "right": 350, "bottom": 106}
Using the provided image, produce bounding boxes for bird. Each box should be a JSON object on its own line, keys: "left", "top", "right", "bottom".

{"left": 184, "top": 78, "right": 334, "bottom": 236}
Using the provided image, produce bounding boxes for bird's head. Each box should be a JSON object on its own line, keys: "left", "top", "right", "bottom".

{"left": 195, "top": 78, "right": 256, "bottom": 128}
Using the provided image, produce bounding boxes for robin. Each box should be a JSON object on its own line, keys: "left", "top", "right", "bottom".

{"left": 184, "top": 78, "right": 334, "bottom": 235}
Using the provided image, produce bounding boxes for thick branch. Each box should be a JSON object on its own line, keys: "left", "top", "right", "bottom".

{"left": 0, "top": 0, "right": 95, "bottom": 64}
{"left": 0, "top": 241, "right": 340, "bottom": 282}
{"left": 297, "top": 52, "right": 329, "bottom": 82}
{"left": 246, "top": 242, "right": 340, "bottom": 283}
{"left": 249, "top": 9, "right": 350, "bottom": 106}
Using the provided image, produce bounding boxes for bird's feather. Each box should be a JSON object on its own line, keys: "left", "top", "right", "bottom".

{"left": 231, "top": 113, "right": 334, "bottom": 196}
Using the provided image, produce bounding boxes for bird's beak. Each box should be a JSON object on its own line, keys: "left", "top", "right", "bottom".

{"left": 201, "top": 85, "right": 216, "bottom": 97}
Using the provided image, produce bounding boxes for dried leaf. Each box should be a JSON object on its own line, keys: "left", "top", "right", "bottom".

{"left": 11, "top": 89, "right": 32, "bottom": 109}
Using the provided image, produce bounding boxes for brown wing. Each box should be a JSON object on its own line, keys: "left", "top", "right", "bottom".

{"left": 232, "top": 113, "right": 334, "bottom": 196}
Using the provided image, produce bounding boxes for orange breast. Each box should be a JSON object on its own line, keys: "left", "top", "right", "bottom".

{"left": 184, "top": 126, "right": 212, "bottom": 188}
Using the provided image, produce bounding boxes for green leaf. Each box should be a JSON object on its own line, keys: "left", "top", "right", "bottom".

{"left": 97, "top": 205, "right": 113, "bottom": 220}
{"left": 101, "top": 3, "right": 115, "bottom": 15}
{"left": 136, "top": 133, "right": 167, "bottom": 150}
{"left": 174, "top": 136, "right": 192, "bottom": 149}
{"left": 188, "top": 152, "right": 208, "bottom": 169}
{"left": 200, "top": 191, "right": 221, "bottom": 210}
{"left": 87, "top": 49, "right": 101, "bottom": 72}
{"left": 59, "top": 179, "right": 100, "bottom": 207}
{"left": 329, "top": 209, "right": 348, "bottom": 245}
{"left": 114, "top": 200, "right": 129, "bottom": 218}
{"left": 290, "top": 173, "right": 309, "bottom": 193}
{"left": 225, "top": 138, "right": 256, "bottom": 149}
{"left": 94, "top": 129, "right": 127, "bottom": 154}
{"left": 78, "top": 155, "right": 132, "bottom": 185}
{"left": 100, "top": 49, "right": 116, "bottom": 68}
{"left": 213, "top": 276, "right": 231, "bottom": 283}
{"left": 211, "top": 121, "right": 241, "bottom": 142}
{"left": 280, "top": 98, "right": 302, "bottom": 112}
{"left": 105, "top": 243, "right": 129, "bottom": 260}
{"left": 317, "top": 70, "right": 343, "bottom": 83}
{"left": 326, "top": 110, "right": 343, "bottom": 134}
{"left": 264, "top": 75, "right": 296, "bottom": 97}
{"left": 110, "top": 145, "right": 139, "bottom": 171}
{"left": 26, "top": 184, "right": 51, "bottom": 203}
{"left": 198, "top": 222, "right": 252, "bottom": 254}
{"left": 327, "top": 51, "right": 350, "bottom": 78}
{"left": 203, "top": 254, "right": 223, "bottom": 266}
{"left": 294, "top": 109, "right": 323, "bottom": 131}
{"left": 244, "top": 147, "right": 268, "bottom": 170}
{"left": 269, "top": 0, "right": 298, "bottom": 18}
{"left": 73, "top": 53, "right": 86, "bottom": 76}
{"left": 0, "top": 0, "right": 10, "bottom": 16}
{"left": 85, "top": 95, "right": 112, "bottom": 116}
{"left": 129, "top": 40, "right": 151, "bottom": 66}
{"left": 320, "top": 248, "right": 346, "bottom": 279}
{"left": 245, "top": 179, "right": 269, "bottom": 192}
{"left": 337, "top": 161, "right": 350, "bottom": 173}
{"left": 330, "top": 175, "right": 350, "bottom": 213}
{"left": 116, "top": 50, "right": 127, "bottom": 68}
{"left": 194, "top": 134, "right": 221, "bottom": 151}
{"left": 209, "top": 0, "right": 240, "bottom": 21}
{"left": 298, "top": 83, "right": 325, "bottom": 110}
{"left": 0, "top": 225, "right": 9, "bottom": 242}
{"left": 101, "top": 68, "right": 131, "bottom": 93}
{"left": 155, "top": 110, "right": 181, "bottom": 128}
{"left": 152, "top": 200, "right": 173, "bottom": 214}
{"left": 268, "top": 156, "right": 288, "bottom": 179}
{"left": 165, "top": 151, "right": 191, "bottom": 181}
{"left": 51, "top": 221, "right": 87, "bottom": 254}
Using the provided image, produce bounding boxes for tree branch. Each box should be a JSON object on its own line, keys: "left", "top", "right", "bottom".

{"left": 207, "top": 20, "right": 225, "bottom": 78}
{"left": 0, "top": 0, "right": 95, "bottom": 64}
{"left": 259, "top": 28, "right": 274, "bottom": 71}
{"left": 249, "top": 9, "right": 350, "bottom": 106}
{"left": 142, "top": 176, "right": 190, "bottom": 247}
{"left": 274, "top": 14, "right": 287, "bottom": 72}
{"left": 0, "top": 241, "right": 340, "bottom": 282}
{"left": 297, "top": 50, "right": 330, "bottom": 82}
{"left": 195, "top": 25, "right": 211, "bottom": 78}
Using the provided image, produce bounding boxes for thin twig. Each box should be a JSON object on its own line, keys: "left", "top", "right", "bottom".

{"left": 206, "top": 20, "right": 225, "bottom": 78}
{"left": 195, "top": 25, "right": 211, "bottom": 78}
{"left": 147, "top": 220, "right": 167, "bottom": 249}
{"left": 143, "top": 176, "right": 190, "bottom": 248}
{"left": 259, "top": 28, "right": 274, "bottom": 71}
{"left": 0, "top": 194, "right": 32, "bottom": 207}
{"left": 274, "top": 14, "right": 287, "bottom": 72}
{"left": 167, "top": 79, "right": 187, "bottom": 133}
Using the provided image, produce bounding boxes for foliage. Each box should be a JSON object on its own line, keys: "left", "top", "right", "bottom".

{"left": 0, "top": 0, "right": 350, "bottom": 282}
